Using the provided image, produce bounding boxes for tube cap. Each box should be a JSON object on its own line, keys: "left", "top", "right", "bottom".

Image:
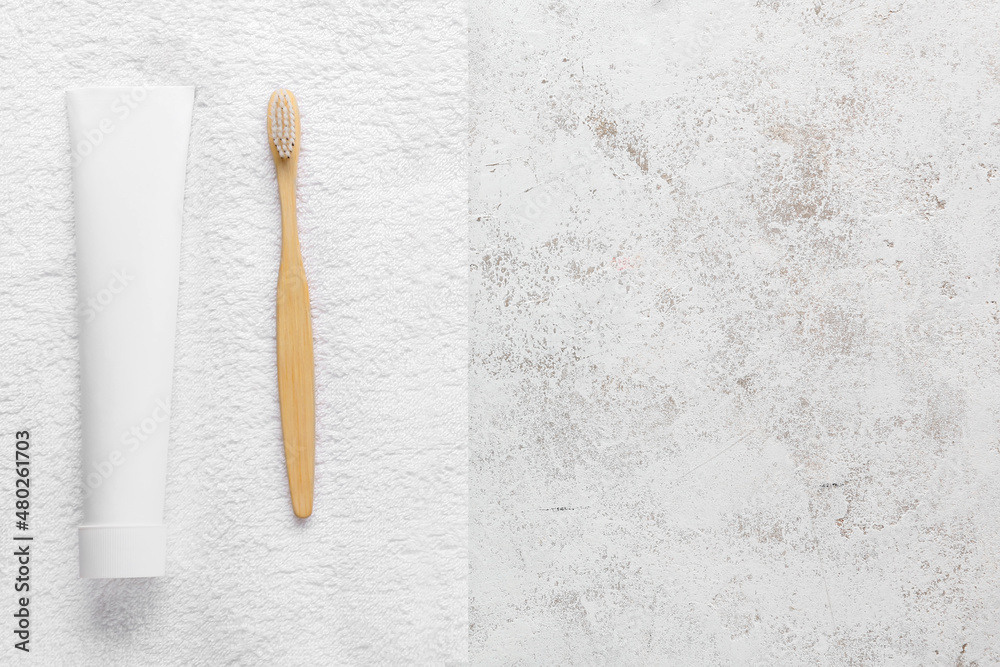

{"left": 79, "top": 525, "right": 166, "bottom": 578}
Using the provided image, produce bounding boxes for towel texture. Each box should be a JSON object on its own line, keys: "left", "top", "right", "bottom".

{"left": 1, "top": 1, "right": 467, "bottom": 665}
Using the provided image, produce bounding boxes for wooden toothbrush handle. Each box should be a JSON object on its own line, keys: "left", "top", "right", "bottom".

{"left": 277, "top": 257, "right": 315, "bottom": 518}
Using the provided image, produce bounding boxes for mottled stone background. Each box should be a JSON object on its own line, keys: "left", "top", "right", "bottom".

{"left": 470, "top": 1, "right": 1000, "bottom": 663}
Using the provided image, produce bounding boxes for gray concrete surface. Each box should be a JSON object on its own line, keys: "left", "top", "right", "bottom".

{"left": 470, "top": 1, "right": 1000, "bottom": 663}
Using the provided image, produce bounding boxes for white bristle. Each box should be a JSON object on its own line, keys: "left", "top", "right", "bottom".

{"left": 269, "top": 88, "right": 297, "bottom": 159}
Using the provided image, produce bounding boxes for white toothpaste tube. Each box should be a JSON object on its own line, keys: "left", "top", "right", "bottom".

{"left": 68, "top": 86, "right": 193, "bottom": 578}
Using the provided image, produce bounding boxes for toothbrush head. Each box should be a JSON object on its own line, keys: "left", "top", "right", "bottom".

{"left": 268, "top": 88, "right": 300, "bottom": 161}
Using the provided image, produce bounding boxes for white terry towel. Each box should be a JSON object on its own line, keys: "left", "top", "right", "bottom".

{"left": 0, "top": 1, "right": 468, "bottom": 664}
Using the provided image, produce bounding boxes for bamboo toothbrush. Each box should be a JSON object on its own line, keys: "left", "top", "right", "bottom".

{"left": 268, "top": 88, "right": 315, "bottom": 518}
